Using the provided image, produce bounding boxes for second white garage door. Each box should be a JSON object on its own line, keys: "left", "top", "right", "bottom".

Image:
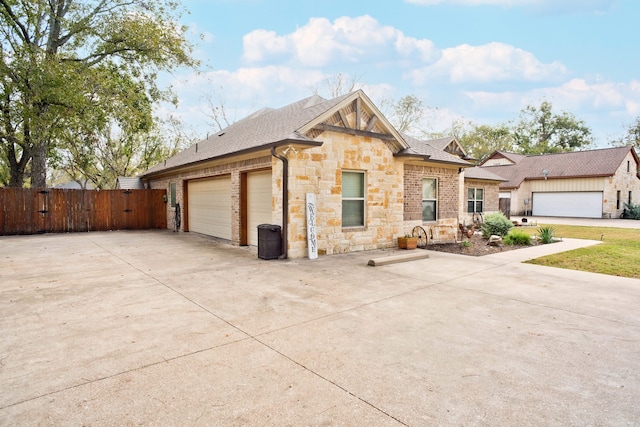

{"left": 532, "top": 192, "right": 603, "bottom": 218}
{"left": 188, "top": 176, "right": 232, "bottom": 239}
{"left": 247, "top": 170, "right": 273, "bottom": 246}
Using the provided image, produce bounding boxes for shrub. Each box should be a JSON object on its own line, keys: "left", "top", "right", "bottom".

{"left": 504, "top": 230, "right": 532, "bottom": 246}
{"left": 537, "top": 226, "right": 557, "bottom": 244}
{"left": 622, "top": 202, "right": 640, "bottom": 220}
{"left": 481, "top": 212, "right": 514, "bottom": 237}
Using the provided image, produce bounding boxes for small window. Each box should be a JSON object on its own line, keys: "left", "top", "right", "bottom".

{"left": 630, "top": 191, "right": 633, "bottom": 205}
{"left": 342, "top": 171, "right": 365, "bottom": 227}
{"left": 617, "top": 190, "right": 621, "bottom": 210}
{"left": 169, "top": 182, "right": 177, "bottom": 208}
{"left": 628, "top": 161, "right": 631, "bottom": 173}
{"left": 467, "top": 188, "right": 484, "bottom": 213}
{"left": 422, "top": 178, "right": 437, "bottom": 222}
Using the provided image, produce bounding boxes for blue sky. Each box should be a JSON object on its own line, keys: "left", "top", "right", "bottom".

{"left": 165, "top": 0, "right": 640, "bottom": 147}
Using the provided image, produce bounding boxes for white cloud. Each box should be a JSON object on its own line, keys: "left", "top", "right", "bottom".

{"left": 242, "top": 15, "right": 439, "bottom": 67}
{"left": 461, "top": 78, "right": 640, "bottom": 143}
{"left": 408, "top": 42, "right": 567, "bottom": 84}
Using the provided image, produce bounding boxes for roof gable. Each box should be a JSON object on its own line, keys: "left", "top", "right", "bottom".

{"left": 142, "top": 90, "right": 408, "bottom": 177}
{"left": 298, "top": 90, "right": 408, "bottom": 152}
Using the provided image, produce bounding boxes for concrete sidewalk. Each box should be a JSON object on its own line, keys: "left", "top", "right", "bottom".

{"left": 1, "top": 231, "right": 639, "bottom": 425}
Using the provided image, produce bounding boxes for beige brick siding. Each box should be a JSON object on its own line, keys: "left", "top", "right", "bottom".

{"left": 403, "top": 164, "right": 460, "bottom": 222}
{"left": 460, "top": 179, "right": 501, "bottom": 224}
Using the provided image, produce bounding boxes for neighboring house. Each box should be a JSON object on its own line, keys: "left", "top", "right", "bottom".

{"left": 140, "top": 90, "right": 474, "bottom": 258}
{"left": 479, "top": 146, "right": 640, "bottom": 218}
{"left": 116, "top": 177, "right": 146, "bottom": 190}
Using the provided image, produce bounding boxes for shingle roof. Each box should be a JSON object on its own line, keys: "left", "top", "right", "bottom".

{"left": 142, "top": 91, "right": 470, "bottom": 177}
{"left": 481, "top": 146, "right": 638, "bottom": 189}
{"left": 464, "top": 166, "right": 507, "bottom": 182}
{"left": 116, "top": 177, "right": 145, "bottom": 189}
{"left": 142, "top": 93, "right": 352, "bottom": 176}
{"left": 397, "top": 133, "right": 471, "bottom": 166}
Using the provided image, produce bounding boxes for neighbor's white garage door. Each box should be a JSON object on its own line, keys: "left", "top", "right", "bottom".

{"left": 532, "top": 192, "right": 603, "bottom": 218}
{"left": 188, "top": 176, "right": 231, "bottom": 239}
{"left": 247, "top": 170, "right": 272, "bottom": 246}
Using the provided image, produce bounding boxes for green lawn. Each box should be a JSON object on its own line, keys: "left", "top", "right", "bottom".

{"left": 521, "top": 224, "right": 640, "bottom": 279}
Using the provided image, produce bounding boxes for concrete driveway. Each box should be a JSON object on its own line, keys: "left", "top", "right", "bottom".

{"left": 1, "top": 229, "right": 639, "bottom": 426}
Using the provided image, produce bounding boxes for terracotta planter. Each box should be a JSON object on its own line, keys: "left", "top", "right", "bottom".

{"left": 398, "top": 236, "right": 418, "bottom": 250}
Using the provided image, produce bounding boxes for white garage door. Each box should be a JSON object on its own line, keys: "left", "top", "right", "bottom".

{"left": 532, "top": 192, "right": 603, "bottom": 218}
{"left": 188, "top": 176, "right": 231, "bottom": 239}
{"left": 247, "top": 170, "right": 273, "bottom": 246}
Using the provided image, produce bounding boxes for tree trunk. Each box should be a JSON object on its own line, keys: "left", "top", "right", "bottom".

{"left": 30, "top": 143, "right": 47, "bottom": 187}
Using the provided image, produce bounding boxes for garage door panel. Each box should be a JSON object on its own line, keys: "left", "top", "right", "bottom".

{"left": 247, "top": 170, "right": 272, "bottom": 246}
{"left": 532, "top": 192, "right": 602, "bottom": 218}
{"left": 188, "top": 177, "right": 231, "bottom": 239}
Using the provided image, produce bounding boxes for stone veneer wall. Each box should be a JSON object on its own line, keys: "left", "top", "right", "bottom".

{"left": 147, "top": 156, "right": 273, "bottom": 242}
{"left": 284, "top": 131, "right": 404, "bottom": 258}
{"left": 603, "top": 151, "right": 640, "bottom": 218}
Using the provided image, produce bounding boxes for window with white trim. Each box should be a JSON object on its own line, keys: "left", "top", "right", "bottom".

{"left": 467, "top": 188, "right": 484, "bottom": 213}
{"left": 422, "top": 178, "right": 437, "bottom": 222}
{"left": 169, "top": 182, "right": 177, "bottom": 208}
{"left": 342, "top": 171, "right": 365, "bottom": 227}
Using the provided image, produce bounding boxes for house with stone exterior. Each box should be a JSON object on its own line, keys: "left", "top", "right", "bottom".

{"left": 479, "top": 146, "right": 640, "bottom": 218}
{"left": 141, "top": 90, "right": 503, "bottom": 258}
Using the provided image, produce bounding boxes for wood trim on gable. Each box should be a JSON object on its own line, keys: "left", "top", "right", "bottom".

{"left": 312, "top": 123, "right": 397, "bottom": 141}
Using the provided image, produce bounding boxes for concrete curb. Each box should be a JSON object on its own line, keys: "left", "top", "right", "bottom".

{"left": 367, "top": 251, "right": 430, "bottom": 266}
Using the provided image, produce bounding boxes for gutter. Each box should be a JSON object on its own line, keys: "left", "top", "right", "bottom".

{"left": 271, "top": 147, "right": 288, "bottom": 259}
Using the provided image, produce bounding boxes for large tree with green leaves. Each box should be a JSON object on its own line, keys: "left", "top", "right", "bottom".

{"left": 452, "top": 120, "right": 514, "bottom": 162}
{"left": 0, "top": 0, "right": 197, "bottom": 187}
{"left": 511, "top": 101, "right": 593, "bottom": 154}
{"left": 612, "top": 116, "right": 640, "bottom": 151}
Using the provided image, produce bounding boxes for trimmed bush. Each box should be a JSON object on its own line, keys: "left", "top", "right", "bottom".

{"left": 504, "top": 230, "right": 532, "bottom": 246}
{"left": 481, "top": 212, "right": 514, "bottom": 238}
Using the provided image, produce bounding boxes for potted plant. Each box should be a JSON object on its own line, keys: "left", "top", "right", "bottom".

{"left": 398, "top": 234, "right": 418, "bottom": 250}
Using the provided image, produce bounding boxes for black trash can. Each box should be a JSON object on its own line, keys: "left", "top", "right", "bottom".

{"left": 257, "top": 224, "right": 282, "bottom": 260}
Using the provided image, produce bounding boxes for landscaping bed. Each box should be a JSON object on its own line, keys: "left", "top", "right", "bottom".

{"left": 424, "top": 232, "right": 542, "bottom": 256}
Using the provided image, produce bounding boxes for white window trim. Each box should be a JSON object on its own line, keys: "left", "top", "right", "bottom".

{"left": 342, "top": 170, "right": 366, "bottom": 229}
{"left": 467, "top": 187, "right": 484, "bottom": 213}
{"left": 422, "top": 177, "right": 438, "bottom": 223}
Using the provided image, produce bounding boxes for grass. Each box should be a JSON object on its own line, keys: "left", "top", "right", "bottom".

{"left": 520, "top": 224, "right": 640, "bottom": 279}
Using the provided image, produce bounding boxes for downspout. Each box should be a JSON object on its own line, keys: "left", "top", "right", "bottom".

{"left": 271, "top": 147, "right": 288, "bottom": 259}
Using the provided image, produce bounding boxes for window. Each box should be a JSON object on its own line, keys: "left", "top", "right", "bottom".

{"left": 467, "top": 188, "right": 484, "bottom": 213}
{"left": 630, "top": 191, "right": 633, "bottom": 205}
{"left": 617, "top": 190, "right": 621, "bottom": 210}
{"left": 342, "top": 171, "right": 365, "bottom": 227}
{"left": 169, "top": 182, "right": 177, "bottom": 208}
{"left": 628, "top": 161, "right": 631, "bottom": 173}
{"left": 422, "top": 178, "right": 437, "bottom": 222}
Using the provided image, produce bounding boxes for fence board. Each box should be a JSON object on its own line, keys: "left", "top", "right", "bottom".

{"left": 0, "top": 188, "right": 167, "bottom": 235}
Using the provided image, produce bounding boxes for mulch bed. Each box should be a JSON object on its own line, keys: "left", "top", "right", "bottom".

{"left": 423, "top": 232, "right": 541, "bottom": 257}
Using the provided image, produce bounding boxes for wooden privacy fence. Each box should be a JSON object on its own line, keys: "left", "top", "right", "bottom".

{"left": 0, "top": 188, "right": 167, "bottom": 235}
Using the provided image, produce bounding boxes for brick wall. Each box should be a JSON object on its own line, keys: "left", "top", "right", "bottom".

{"left": 460, "top": 179, "right": 501, "bottom": 223}
{"left": 403, "top": 164, "right": 460, "bottom": 222}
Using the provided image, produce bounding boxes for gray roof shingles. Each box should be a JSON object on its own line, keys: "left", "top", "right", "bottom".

{"left": 481, "top": 146, "right": 637, "bottom": 188}
{"left": 142, "top": 92, "right": 470, "bottom": 177}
